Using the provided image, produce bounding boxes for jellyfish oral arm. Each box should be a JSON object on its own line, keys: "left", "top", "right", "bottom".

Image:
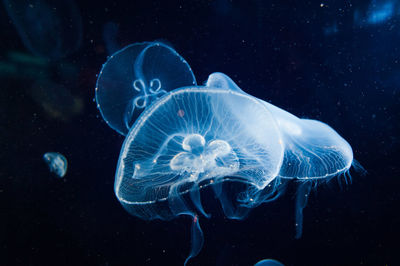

{"left": 294, "top": 181, "right": 312, "bottom": 239}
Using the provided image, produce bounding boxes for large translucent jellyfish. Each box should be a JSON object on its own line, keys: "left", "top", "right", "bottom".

{"left": 207, "top": 72, "right": 356, "bottom": 238}
{"left": 114, "top": 73, "right": 355, "bottom": 265}
{"left": 95, "top": 41, "right": 197, "bottom": 135}
{"left": 115, "top": 83, "right": 285, "bottom": 264}
{"left": 43, "top": 152, "right": 67, "bottom": 178}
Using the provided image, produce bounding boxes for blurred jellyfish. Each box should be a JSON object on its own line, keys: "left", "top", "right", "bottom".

{"left": 95, "top": 41, "right": 197, "bottom": 135}
{"left": 2, "top": 0, "right": 82, "bottom": 60}
{"left": 0, "top": 51, "right": 49, "bottom": 79}
{"left": 353, "top": 0, "right": 397, "bottom": 26}
{"left": 30, "top": 79, "right": 83, "bottom": 121}
{"left": 254, "top": 259, "right": 284, "bottom": 266}
{"left": 43, "top": 152, "right": 67, "bottom": 178}
{"left": 102, "top": 22, "right": 120, "bottom": 55}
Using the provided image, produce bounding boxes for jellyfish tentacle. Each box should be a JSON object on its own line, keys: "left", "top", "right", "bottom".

{"left": 184, "top": 214, "right": 204, "bottom": 266}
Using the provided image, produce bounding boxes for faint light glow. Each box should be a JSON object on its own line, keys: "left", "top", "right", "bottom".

{"left": 323, "top": 22, "right": 338, "bottom": 35}
{"left": 367, "top": 1, "right": 394, "bottom": 24}
{"left": 278, "top": 119, "right": 302, "bottom": 136}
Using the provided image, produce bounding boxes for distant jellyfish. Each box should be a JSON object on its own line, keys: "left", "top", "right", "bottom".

{"left": 114, "top": 82, "right": 285, "bottom": 265}
{"left": 43, "top": 152, "right": 67, "bottom": 178}
{"left": 2, "top": 0, "right": 82, "bottom": 60}
{"left": 95, "top": 41, "right": 197, "bottom": 135}
{"left": 207, "top": 72, "right": 357, "bottom": 238}
{"left": 254, "top": 259, "right": 285, "bottom": 266}
{"left": 30, "top": 79, "right": 84, "bottom": 121}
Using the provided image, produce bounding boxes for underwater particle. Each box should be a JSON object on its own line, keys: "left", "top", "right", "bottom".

{"left": 43, "top": 152, "right": 67, "bottom": 178}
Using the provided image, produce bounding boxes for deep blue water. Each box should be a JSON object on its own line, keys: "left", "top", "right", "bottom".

{"left": 1, "top": 0, "right": 399, "bottom": 265}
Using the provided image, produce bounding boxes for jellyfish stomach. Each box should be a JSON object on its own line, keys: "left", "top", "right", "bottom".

{"left": 169, "top": 133, "right": 240, "bottom": 182}
{"left": 132, "top": 77, "right": 166, "bottom": 109}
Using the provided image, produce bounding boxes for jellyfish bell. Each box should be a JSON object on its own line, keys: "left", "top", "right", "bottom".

{"left": 95, "top": 41, "right": 197, "bottom": 135}
{"left": 115, "top": 82, "right": 285, "bottom": 264}
{"left": 115, "top": 86, "right": 285, "bottom": 214}
{"left": 206, "top": 72, "right": 356, "bottom": 238}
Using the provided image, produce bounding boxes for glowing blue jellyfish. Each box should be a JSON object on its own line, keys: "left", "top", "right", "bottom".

{"left": 115, "top": 82, "right": 285, "bottom": 264}
{"left": 43, "top": 152, "right": 67, "bottom": 178}
{"left": 114, "top": 72, "right": 355, "bottom": 265}
{"left": 95, "top": 41, "right": 196, "bottom": 135}
{"left": 254, "top": 259, "right": 284, "bottom": 266}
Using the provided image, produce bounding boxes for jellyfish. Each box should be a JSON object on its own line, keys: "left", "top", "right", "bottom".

{"left": 207, "top": 72, "right": 356, "bottom": 238}
{"left": 2, "top": 0, "right": 82, "bottom": 60}
{"left": 112, "top": 72, "right": 356, "bottom": 264}
{"left": 30, "top": 79, "right": 84, "bottom": 121}
{"left": 43, "top": 152, "right": 67, "bottom": 178}
{"left": 254, "top": 259, "right": 285, "bottom": 266}
{"left": 95, "top": 41, "right": 197, "bottom": 135}
{"left": 115, "top": 83, "right": 285, "bottom": 265}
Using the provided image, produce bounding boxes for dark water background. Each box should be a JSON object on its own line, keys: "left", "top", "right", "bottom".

{"left": 1, "top": 0, "right": 399, "bottom": 265}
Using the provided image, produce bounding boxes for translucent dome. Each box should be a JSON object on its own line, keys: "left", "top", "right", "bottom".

{"left": 115, "top": 84, "right": 284, "bottom": 221}
{"left": 96, "top": 41, "right": 196, "bottom": 135}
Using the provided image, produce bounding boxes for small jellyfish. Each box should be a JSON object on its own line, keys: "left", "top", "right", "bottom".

{"left": 254, "top": 259, "right": 285, "bottom": 266}
{"left": 95, "top": 41, "right": 197, "bottom": 135}
{"left": 43, "top": 152, "right": 67, "bottom": 178}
